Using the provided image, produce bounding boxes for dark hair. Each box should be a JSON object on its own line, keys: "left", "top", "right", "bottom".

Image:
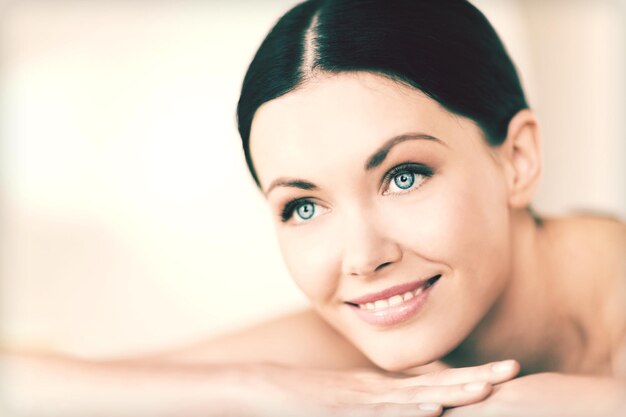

{"left": 237, "top": 0, "right": 528, "bottom": 187}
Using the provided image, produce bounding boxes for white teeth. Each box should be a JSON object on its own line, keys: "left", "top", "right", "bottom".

{"left": 388, "top": 295, "right": 404, "bottom": 306}
{"left": 356, "top": 277, "right": 441, "bottom": 311}
{"left": 358, "top": 289, "right": 422, "bottom": 311}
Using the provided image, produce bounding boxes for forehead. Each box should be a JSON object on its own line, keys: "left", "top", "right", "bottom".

{"left": 249, "top": 72, "right": 481, "bottom": 189}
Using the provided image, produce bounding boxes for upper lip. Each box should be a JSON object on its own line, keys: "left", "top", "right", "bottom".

{"left": 345, "top": 275, "right": 441, "bottom": 305}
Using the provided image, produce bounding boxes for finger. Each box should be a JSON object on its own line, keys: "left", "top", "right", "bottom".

{"left": 368, "top": 381, "right": 493, "bottom": 407}
{"left": 334, "top": 402, "right": 442, "bottom": 417}
{"left": 396, "top": 360, "right": 519, "bottom": 387}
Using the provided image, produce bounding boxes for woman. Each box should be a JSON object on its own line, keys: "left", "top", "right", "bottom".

{"left": 3, "top": 0, "right": 625, "bottom": 416}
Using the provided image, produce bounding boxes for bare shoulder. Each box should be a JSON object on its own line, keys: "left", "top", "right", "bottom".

{"left": 551, "top": 212, "right": 625, "bottom": 247}
{"left": 554, "top": 213, "right": 625, "bottom": 305}
{"left": 145, "top": 308, "right": 376, "bottom": 370}
{"left": 544, "top": 213, "right": 624, "bottom": 275}
{"left": 547, "top": 213, "right": 626, "bottom": 376}
{"left": 569, "top": 214, "right": 625, "bottom": 292}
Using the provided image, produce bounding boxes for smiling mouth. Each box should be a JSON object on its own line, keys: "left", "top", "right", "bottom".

{"left": 345, "top": 275, "right": 441, "bottom": 311}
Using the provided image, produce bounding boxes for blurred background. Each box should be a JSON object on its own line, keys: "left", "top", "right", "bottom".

{"left": 1, "top": 0, "right": 624, "bottom": 358}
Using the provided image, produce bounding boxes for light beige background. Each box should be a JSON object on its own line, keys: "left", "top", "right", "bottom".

{"left": 1, "top": 0, "right": 624, "bottom": 358}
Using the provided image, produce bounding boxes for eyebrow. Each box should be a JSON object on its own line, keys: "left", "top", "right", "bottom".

{"left": 264, "top": 132, "right": 445, "bottom": 196}
{"left": 264, "top": 179, "right": 318, "bottom": 197}
{"left": 364, "top": 132, "right": 445, "bottom": 170}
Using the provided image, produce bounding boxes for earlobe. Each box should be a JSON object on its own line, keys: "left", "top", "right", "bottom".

{"left": 502, "top": 109, "right": 543, "bottom": 209}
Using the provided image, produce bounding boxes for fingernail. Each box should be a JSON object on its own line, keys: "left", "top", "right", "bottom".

{"left": 419, "top": 403, "right": 441, "bottom": 411}
{"left": 491, "top": 360, "right": 516, "bottom": 373}
{"left": 464, "top": 382, "right": 488, "bottom": 392}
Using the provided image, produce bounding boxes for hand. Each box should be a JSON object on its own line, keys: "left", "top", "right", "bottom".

{"left": 441, "top": 372, "right": 626, "bottom": 417}
{"left": 240, "top": 360, "right": 520, "bottom": 417}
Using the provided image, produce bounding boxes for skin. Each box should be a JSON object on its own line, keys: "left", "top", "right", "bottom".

{"left": 2, "top": 70, "right": 623, "bottom": 416}
{"left": 252, "top": 71, "right": 513, "bottom": 371}
{"left": 248, "top": 71, "right": 626, "bottom": 413}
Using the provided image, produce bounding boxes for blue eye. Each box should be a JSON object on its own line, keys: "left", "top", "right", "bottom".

{"left": 295, "top": 202, "right": 315, "bottom": 220}
{"left": 393, "top": 172, "right": 415, "bottom": 189}
{"left": 384, "top": 163, "right": 433, "bottom": 195}
{"left": 280, "top": 198, "right": 328, "bottom": 224}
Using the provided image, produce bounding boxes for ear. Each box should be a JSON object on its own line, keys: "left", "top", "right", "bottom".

{"left": 497, "top": 109, "right": 543, "bottom": 209}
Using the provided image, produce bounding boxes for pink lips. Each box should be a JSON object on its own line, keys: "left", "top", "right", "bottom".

{"left": 345, "top": 275, "right": 441, "bottom": 327}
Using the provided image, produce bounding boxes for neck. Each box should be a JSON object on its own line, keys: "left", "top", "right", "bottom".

{"left": 442, "top": 210, "right": 586, "bottom": 375}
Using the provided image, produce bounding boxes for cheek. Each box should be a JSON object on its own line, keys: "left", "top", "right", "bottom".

{"left": 276, "top": 225, "right": 340, "bottom": 303}
{"left": 388, "top": 166, "right": 511, "bottom": 291}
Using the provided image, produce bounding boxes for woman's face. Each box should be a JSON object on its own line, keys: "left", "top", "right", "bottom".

{"left": 250, "top": 72, "right": 514, "bottom": 371}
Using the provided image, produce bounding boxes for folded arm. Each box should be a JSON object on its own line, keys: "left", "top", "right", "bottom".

{"left": 1, "top": 309, "right": 520, "bottom": 417}
{"left": 442, "top": 372, "right": 626, "bottom": 417}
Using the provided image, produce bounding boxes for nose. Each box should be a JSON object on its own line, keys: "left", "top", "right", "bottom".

{"left": 340, "top": 214, "right": 403, "bottom": 278}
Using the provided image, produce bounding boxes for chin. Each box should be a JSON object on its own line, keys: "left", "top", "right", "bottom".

{"left": 367, "top": 352, "right": 436, "bottom": 373}
{"left": 361, "top": 341, "right": 452, "bottom": 373}
{"left": 356, "top": 319, "right": 476, "bottom": 372}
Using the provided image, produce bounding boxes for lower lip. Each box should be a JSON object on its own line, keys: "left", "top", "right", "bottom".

{"left": 347, "top": 278, "right": 440, "bottom": 327}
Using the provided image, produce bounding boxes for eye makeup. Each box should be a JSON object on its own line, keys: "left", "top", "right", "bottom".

{"left": 278, "top": 160, "right": 436, "bottom": 224}
{"left": 381, "top": 162, "right": 434, "bottom": 196}
{"left": 281, "top": 198, "right": 317, "bottom": 223}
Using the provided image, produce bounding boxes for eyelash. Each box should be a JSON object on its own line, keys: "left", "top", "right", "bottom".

{"left": 382, "top": 162, "right": 434, "bottom": 196}
{"left": 279, "top": 162, "right": 434, "bottom": 223}
{"left": 280, "top": 198, "right": 312, "bottom": 223}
